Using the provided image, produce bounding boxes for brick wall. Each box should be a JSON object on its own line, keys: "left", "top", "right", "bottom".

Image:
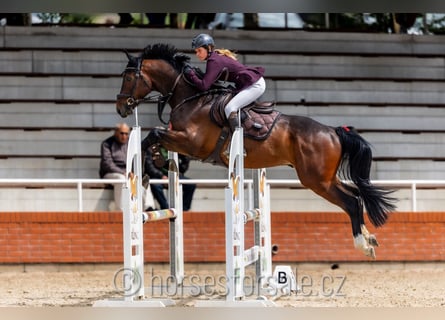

{"left": 1, "top": 211, "right": 445, "bottom": 264}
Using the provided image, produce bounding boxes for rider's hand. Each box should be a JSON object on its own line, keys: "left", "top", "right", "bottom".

{"left": 183, "top": 64, "right": 194, "bottom": 77}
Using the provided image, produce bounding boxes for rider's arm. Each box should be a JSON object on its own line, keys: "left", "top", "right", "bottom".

{"left": 187, "top": 58, "right": 223, "bottom": 91}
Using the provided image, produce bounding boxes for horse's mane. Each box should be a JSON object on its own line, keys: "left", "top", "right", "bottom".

{"left": 141, "top": 43, "right": 190, "bottom": 73}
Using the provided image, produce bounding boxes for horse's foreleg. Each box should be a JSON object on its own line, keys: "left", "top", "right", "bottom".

{"left": 141, "top": 129, "right": 165, "bottom": 168}
{"left": 141, "top": 127, "right": 165, "bottom": 150}
{"left": 141, "top": 127, "right": 195, "bottom": 156}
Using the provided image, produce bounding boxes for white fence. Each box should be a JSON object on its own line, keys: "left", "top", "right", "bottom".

{"left": 1, "top": 178, "right": 445, "bottom": 212}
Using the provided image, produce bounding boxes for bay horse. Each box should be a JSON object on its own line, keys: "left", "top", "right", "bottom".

{"left": 116, "top": 43, "right": 396, "bottom": 259}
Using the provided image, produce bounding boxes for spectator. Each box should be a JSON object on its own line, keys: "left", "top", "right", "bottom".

{"left": 146, "top": 13, "right": 177, "bottom": 28}
{"left": 144, "top": 146, "right": 196, "bottom": 211}
{"left": 185, "top": 13, "right": 216, "bottom": 29}
{"left": 118, "top": 13, "right": 133, "bottom": 25}
{"left": 0, "top": 13, "right": 29, "bottom": 26}
{"left": 99, "top": 123, "right": 155, "bottom": 211}
{"left": 145, "top": 13, "right": 166, "bottom": 27}
{"left": 394, "top": 13, "right": 419, "bottom": 33}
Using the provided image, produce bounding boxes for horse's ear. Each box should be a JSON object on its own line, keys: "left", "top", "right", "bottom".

{"left": 123, "top": 49, "right": 132, "bottom": 61}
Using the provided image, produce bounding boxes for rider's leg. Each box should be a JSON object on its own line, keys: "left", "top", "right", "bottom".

{"left": 228, "top": 112, "right": 240, "bottom": 132}
{"left": 225, "top": 77, "right": 266, "bottom": 131}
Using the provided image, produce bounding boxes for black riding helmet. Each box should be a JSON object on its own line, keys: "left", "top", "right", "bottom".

{"left": 191, "top": 33, "right": 215, "bottom": 51}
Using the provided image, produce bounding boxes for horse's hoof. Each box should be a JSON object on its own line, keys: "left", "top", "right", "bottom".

{"left": 366, "top": 247, "right": 376, "bottom": 259}
{"left": 368, "top": 234, "right": 379, "bottom": 247}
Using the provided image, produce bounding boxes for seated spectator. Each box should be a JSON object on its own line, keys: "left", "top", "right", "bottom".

{"left": 144, "top": 146, "right": 196, "bottom": 211}
{"left": 99, "top": 123, "right": 155, "bottom": 211}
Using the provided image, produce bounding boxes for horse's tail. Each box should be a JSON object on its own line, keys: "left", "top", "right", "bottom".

{"left": 335, "top": 126, "right": 396, "bottom": 227}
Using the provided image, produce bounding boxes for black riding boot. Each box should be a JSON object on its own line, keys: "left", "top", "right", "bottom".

{"left": 224, "top": 112, "right": 246, "bottom": 157}
{"left": 228, "top": 112, "right": 240, "bottom": 132}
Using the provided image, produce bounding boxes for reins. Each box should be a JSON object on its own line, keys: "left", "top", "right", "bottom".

{"left": 143, "top": 71, "right": 231, "bottom": 125}
{"left": 155, "top": 71, "right": 183, "bottom": 125}
{"left": 120, "top": 58, "right": 232, "bottom": 125}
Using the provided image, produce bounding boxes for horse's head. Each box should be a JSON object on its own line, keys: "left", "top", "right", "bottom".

{"left": 116, "top": 44, "right": 192, "bottom": 118}
{"left": 116, "top": 51, "right": 153, "bottom": 118}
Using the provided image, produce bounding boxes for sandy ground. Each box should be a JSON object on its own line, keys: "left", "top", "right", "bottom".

{"left": 1, "top": 262, "right": 445, "bottom": 307}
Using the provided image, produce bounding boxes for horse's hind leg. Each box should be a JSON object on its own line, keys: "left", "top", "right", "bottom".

{"left": 301, "top": 175, "right": 377, "bottom": 258}
{"left": 342, "top": 183, "right": 379, "bottom": 248}
{"left": 333, "top": 183, "right": 377, "bottom": 258}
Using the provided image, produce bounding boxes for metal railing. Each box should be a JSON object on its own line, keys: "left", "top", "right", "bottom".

{"left": 0, "top": 178, "right": 444, "bottom": 212}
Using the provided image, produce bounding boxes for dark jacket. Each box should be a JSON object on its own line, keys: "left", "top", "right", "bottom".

{"left": 144, "top": 147, "right": 191, "bottom": 179}
{"left": 99, "top": 136, "right": 127, "bottom": 178}
{"left": 188, "top": 51, "right": 264, "bottom": 92}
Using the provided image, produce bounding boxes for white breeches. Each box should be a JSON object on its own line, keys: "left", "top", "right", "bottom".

{"left": 224, "top": 77, "right": 266, "bottom": 118}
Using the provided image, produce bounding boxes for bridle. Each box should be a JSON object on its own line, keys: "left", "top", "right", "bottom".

{"left": 117, "top": 57, "right": 183, "bottom": 124}
{"left": 116, "top": 57, "right": 154, "bottom": 107}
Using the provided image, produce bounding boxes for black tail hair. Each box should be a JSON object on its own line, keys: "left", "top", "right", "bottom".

{"left": 335, "top": 126, "right": 397, "bottom": 227}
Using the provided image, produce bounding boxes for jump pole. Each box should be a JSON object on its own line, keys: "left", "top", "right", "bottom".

{"left": 94, "top": 109, "right": 183, "bottom": 307}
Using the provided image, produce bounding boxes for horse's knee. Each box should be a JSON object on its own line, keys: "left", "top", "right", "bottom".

{"left": 142, "top": 129, "right": 163, "bottom": 150}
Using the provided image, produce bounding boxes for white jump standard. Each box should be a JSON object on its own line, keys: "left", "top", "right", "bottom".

{"left": 94, "top": 114, "right": 184, "bottom": 307}
{"left": 197, "top": 117, "right": 292, "bottom": 307}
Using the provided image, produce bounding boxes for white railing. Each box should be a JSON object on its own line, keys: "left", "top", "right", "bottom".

{"left": 0, "top": 178, "right": 444, "bottom": 212}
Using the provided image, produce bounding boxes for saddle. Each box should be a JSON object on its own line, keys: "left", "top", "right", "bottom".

{"left": 209, "top": 92, "right": 281, "bottom": 140}
{"left": 204, "top": 92, "right": 281, "bottom": 166}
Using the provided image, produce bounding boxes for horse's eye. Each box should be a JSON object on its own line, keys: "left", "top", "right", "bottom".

{"left": 125, "top": 76, "right": 132, "bottom": 82}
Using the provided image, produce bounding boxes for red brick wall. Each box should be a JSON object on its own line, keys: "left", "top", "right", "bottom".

{"left": 1, "top": 211, "right": 445, "bottom": 264}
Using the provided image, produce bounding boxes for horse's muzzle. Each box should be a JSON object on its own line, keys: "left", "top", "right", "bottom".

{"left": 116, "top": 96, "right": 136, "bottom": 117}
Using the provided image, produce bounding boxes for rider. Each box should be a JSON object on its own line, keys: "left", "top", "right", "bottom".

{"left": 184, "top": 33, "right": 266, "bottom": 133}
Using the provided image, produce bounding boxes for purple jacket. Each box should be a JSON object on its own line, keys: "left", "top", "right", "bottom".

{"left": 188, "top": 51, "right": 265, "bottom": 92}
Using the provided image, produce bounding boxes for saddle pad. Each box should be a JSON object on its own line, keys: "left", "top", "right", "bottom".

{"left": 209, "top": 93, "right": 281, "bottom": 141}
{"left": 242, "top": 109, "right": 281, "bottom": 140}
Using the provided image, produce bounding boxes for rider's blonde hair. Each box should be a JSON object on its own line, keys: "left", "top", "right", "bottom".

{"left": 214, "top": 48, "right": 238, "bottom": 61}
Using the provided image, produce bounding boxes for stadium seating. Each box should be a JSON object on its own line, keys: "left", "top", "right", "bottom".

{"left": 0, "top": 27, "right": 444, "bottom": 211}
